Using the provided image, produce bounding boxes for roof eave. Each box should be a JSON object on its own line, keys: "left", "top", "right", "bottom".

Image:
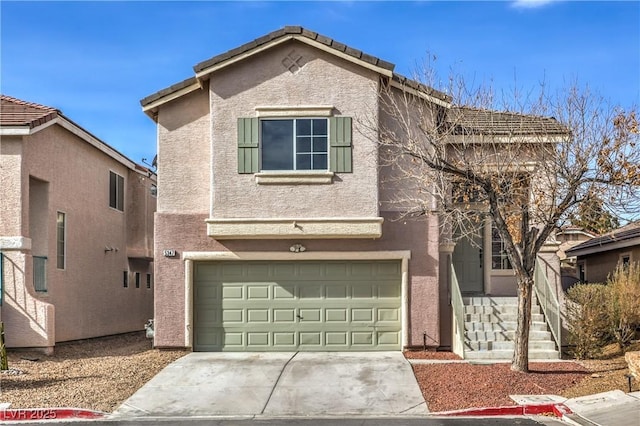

{"left": 388, "top": 79, "right": 452, "bottom": 108}
{"left": 194, "top": 34, "right": 395, "bottom": 82}
{"left": 0, "top": 126, "right": 31, "bottom": 135}
{"left": 141, "top": 78, "right": 203, "bottom": 121}
{"left": 566, "top": 237, "right": 640, "bottom": 257}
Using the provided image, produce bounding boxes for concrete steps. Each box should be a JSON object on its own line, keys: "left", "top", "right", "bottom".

{"left": 461, "top": 296, "right": 560, "bottom": 361}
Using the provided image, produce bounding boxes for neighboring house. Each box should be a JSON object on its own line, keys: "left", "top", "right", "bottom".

{"left": 557, "top": 226, "right": 598, "bottom": 265}
{"left": 0, "top": 95, "right": 156, "bottom": 352}
{"left": 141, "top": 26, "right": 564, "bottom": 357}
{"left": 565, "top": 221, "right": 640, "bottom": 283}
{"left": 556, "top": 226, "right": 598, "bottom": 289}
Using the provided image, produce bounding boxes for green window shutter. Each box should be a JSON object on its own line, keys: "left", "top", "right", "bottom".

{"left": 329, "top": 117, "right": 353, "bottom": 173}
{"left": 237, "top": 117, "right": 259, "bottom": 173}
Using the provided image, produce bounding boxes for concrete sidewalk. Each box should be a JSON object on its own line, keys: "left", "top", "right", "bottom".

{"left": 112, "top": 352, "right": 428, "bottom": 418}
{"left": 562, "top": 390, "right": 640, "bottom": 426}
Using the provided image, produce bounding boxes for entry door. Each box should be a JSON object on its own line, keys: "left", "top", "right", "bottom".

{"left": 453, "top": 236, "right": 483, "bottom": 294}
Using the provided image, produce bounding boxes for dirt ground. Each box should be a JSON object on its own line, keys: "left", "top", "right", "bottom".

{"left": 0, "top": 333, "right": 637, "bottom": 413}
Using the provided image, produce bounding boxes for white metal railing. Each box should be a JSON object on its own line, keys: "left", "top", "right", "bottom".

{"left": 534, "top": 258, "right": 561, "bottom": 349}
{"left": 450, "top": 263, "right": 466, "bottom": 358}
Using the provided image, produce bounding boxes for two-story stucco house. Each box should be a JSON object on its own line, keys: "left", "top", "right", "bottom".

{"left": 141, "top": 27, "right": 564, "bottom": 358}
{"left": 0, "top": 95, "right": 156, "bottom": 352}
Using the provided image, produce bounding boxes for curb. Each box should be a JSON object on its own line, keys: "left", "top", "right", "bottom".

{"left": 1, "top": 408, "right": 106, "bottom": 422}
{"left": 435, "top": 402, "right": 573, "bottom": 418}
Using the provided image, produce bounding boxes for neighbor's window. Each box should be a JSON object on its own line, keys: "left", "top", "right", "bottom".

{"left": 123, "top": 271, "right": 129, "bottom": 288}
{"left": 56, "top": 211, "right": 66, "bottom": 270}
{"left": 491, "top": 226, "right": 513, "bottom": 270}
{"left": 109, "top": 171, "right": 125, "bottom": 211}
{"left": 146, "top": 273, "right": 152, "bottom": 289}
{"left": 135, "top": 272, "right": 140, "bottom": 288}
{"left": 577, "top": 262, "right": 586, "bottom": 282}
{"left": 261, "top": 118, "right": 328, "bottom": 171}
{"left": 621, "top": 253, "right": 631, "bottom": 269}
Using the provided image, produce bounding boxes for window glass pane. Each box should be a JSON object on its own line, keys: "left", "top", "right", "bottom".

{"left": 313, "top": 137, "right": 327, "bottom": 152}
{"left": 296, "top": 136, "right": 312, "bottom": 153}
{"left": 57, "top": 212, "right": 65, "bottom": 269}
{"left": 313, "top": 119, "right": 327, "bottom": 134}
{"left": 109, "top": 172, "right": 117, "bottom": 208}
{"left": 296, "top": 119, "right": 312, "bottom": 136}
{"left": 313, "top": 154, "right": 327, "bottom": 170}
{"left": 262, "top": 120, "right": 294, "bottom": 170}
{"left": 296, "top": 153, "right": 312, "bottom": 170}
{"left": 117, "top": 174, "right": 124, "bottom": 211}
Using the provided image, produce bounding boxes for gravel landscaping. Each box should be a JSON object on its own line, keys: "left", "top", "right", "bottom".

{"left": 0, "top": 332, "right": 186, "bottom": 412}
{"left": 0, "top": 333, "right": 637, "bottom": 413}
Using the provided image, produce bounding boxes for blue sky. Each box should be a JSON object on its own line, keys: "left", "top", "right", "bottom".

{"left": 2, "top": 1, "right": 639, "bottom": 164}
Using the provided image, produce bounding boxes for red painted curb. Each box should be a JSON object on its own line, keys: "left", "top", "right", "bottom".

{"left": 1, "top": 408, "right": 106, "bottom": 422}
{"left": 437, "top": 403, "right": 573, "bottom": 418}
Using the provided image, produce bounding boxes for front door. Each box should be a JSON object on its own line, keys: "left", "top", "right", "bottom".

{"left": 453, "top": 236, "right": 484, "bottom": 294}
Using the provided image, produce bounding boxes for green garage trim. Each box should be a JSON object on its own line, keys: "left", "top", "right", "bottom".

{"left": 193, "top": 260, "right": 402, "bottom": 351}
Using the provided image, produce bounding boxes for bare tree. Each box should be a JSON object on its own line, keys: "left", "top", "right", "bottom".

{"left": 375, "top": 66, "right": 640, "bottom": 372}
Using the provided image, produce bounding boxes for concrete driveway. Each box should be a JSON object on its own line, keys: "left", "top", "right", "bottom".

{"left": 113, "top": 352, "right": 428, "bottom": 418}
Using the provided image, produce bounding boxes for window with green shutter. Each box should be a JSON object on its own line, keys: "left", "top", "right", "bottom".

{"left": 237, "top": 116, "right": 352, "bottom": 174}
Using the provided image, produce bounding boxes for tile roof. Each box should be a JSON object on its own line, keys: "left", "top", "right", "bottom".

{"left": 141, "top": 26, "right": 450, "bottom": 108}
{"left": 1, "top": 95, "right": 59, "bottom": 128}
{"left": 566, "top": 221, "right": 640, "bottom": 255}
{"left": 193, "top": 26, "right": 396, "bottom": 74}
{"left": 448, "top": 107, "right": 570, "bottom": 136}
{"left": 139, "top": 76, "right": 199, "bottom": 110}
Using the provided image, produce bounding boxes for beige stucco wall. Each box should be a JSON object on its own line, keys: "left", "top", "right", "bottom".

{"left": 1, "top": 123, "right": 154, "bottom": 347}
{"left": 208, "top": 41, "right": 380, "bottom": 219}
{"left": 157, "top": 87, "right": 211, "bottom": 214}
{"left": 153, "top": 211, "right": 440, "bottom": 348}
{"left": 1, "top": 135, "right": 55, "bottom": 348}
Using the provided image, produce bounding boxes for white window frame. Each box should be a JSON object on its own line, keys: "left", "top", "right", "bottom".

{"left": 491, "top": 225, "right": 513, "bottom": 271}
{"left": 259, "top": 117, "right": 329, "bottom": 172}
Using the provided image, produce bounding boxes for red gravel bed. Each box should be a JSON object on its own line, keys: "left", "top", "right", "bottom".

{"left": 412, "top": 362, "right": 589, "bottom": 412}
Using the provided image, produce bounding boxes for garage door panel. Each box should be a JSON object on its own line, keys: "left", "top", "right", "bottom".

{"left": 247, "top": 285, "right": 269, "bottom": 299}
{"left": 273, "top": 309, "right": 296, "bottom": 322}
{"left": 222, "top": 286, "right": 243, "bottom": 299}
{"left": 274, "top": 285, "right": 295, "bottom": 299}
{"left": 325, "top": 308, "right": 348, "bottom": 322}
{"left": 193, "top": 260, "right": 401, "bottom": 351}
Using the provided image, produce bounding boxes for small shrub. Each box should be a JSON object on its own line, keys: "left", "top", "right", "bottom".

{"left": 607, "top": 262, "right": 640, "bottom": 348}
{"left": 566, "top": 283, "right": 611, "bottom": 359}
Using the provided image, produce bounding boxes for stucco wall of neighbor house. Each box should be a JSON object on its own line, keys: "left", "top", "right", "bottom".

{"left": 208, "top": 41, "right": 380, "bottom": 219}
{"left": 126, "top": 168, "right": 156, "bottom": 259}
{"left": 1, "top": 135, "right": 55, "bottom": 348}
{"left": 1, "top": 136, "right": 24, "bottom": 235}
{"left": 17, "top": 125, "right": 153, "bottom": 343}
{"left": 157, "top": 86, "right": 211, "bottom": 214}
{"left": 581, "top": 246, "right": 640, "bottom": 283}
{"left": 153, "top": 211, "right": 440, "bottom": 349}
